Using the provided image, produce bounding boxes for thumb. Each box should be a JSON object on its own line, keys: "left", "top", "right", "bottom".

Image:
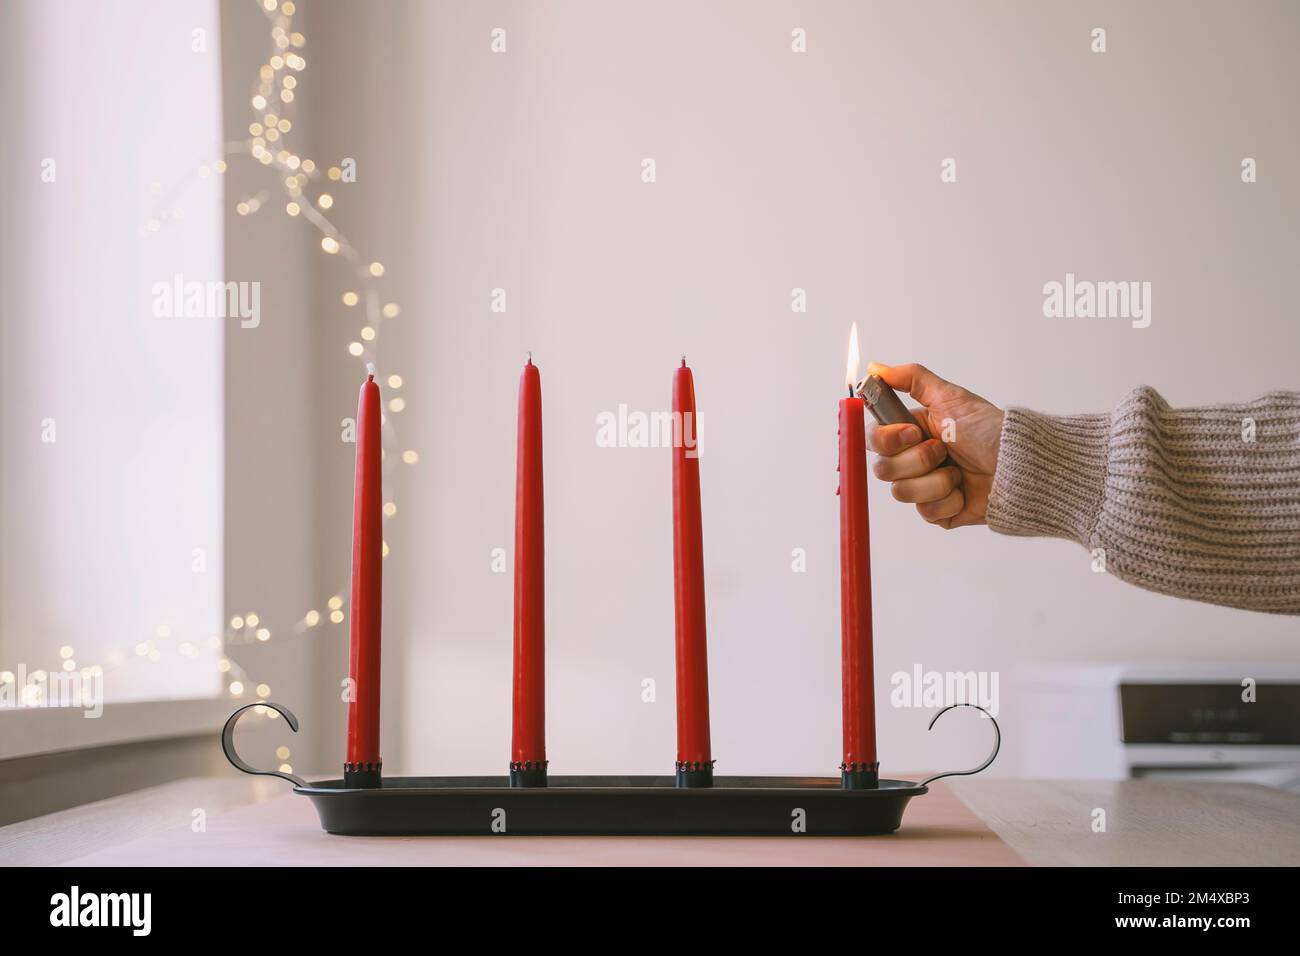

{"left": 867, "top": 362, "right": 956, "bottom": 408}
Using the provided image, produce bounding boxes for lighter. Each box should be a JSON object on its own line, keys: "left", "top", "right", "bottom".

{"left": 854, "top": 372, "right": 922, "bottom": 431}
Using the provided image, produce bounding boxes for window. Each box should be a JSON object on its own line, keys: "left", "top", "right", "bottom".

{"left": 0, "top": 1, "right": 225, "bottom": 711}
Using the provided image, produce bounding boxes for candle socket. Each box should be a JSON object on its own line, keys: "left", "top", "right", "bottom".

{"left": 840, "top": 762, "right": 880, "bottom": 790}
{"left": 509, "top": 761, "right": 548, "bottom": 788}
{"left": 675, "top": 760, "right": 715, "bottom": 789}
{"left": 343, "top": 762, "right": 382, "bottom": 789}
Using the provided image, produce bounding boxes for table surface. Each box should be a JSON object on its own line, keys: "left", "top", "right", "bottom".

{"left": 3, "top": 776, "right": 1298, "bottom": 866}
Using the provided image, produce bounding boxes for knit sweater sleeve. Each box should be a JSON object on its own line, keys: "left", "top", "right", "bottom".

{"left": 985, "top": 386, "right": 1300, "bottom": 615}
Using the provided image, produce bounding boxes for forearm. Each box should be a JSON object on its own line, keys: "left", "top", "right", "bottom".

{"left": 987, "top": 386, "right": 1300, "bottom": 615}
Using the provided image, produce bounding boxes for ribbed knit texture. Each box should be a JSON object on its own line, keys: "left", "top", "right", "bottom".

{"left": 987, "top": 386, "right": 1300, "bottom": 615}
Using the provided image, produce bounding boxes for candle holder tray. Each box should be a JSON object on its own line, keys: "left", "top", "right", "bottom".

{"left": 222, "top": 702, "right": 999, "bottom": 837}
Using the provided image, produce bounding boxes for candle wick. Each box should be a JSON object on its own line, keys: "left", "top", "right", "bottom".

{"left": 366, "top": 361, "right": 376, "bottom": 382}
{"left": 681, "top": 355, "right": 686, "bottom": 367}
{"left": 527, "top": 351, "right": 532, "bottom": 365}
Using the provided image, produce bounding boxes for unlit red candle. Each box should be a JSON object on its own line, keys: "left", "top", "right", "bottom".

{"left": 345, "top": 369, "right": 383, "bottom": 784}
{"left": 511, "top": 357, "right": 546, "bottom": 777}
{"left": 672, "top": 358, "right": 713, "bottom": 779}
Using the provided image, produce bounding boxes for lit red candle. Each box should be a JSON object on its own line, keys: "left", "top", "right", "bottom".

{"left": 510, "top": 356, "right": 547, "bottom": 787}
{"left": 838, "top": 325, "right": 878, "bottom": 789}
{"left": 672, "top": 357, "right": 713, "bottom": 787}
{"left": 345, "top": 365, "right": 383, "bottom": 788}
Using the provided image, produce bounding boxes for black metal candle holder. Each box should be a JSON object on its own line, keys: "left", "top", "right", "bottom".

{"left": 222, "top": 702, "right": 999, "bottom": 836}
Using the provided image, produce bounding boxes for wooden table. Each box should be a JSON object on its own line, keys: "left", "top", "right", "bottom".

{"left": 2, "top": 776, "right": 1298, "bottom": 866}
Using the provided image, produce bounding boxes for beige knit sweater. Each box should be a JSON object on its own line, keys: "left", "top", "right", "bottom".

{"left": 986, "top": 386, "right": 1300, "bottom": 615}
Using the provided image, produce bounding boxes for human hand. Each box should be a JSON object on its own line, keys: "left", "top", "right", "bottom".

{"left": 866, "top": 363, "right": 1004, "bottom": 529}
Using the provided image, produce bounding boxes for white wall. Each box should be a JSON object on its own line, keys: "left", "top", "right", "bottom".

{"left": 328, "top": 0, "right": 1296, "bottom": 779}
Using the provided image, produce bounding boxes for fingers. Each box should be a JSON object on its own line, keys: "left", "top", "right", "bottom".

{"left": 916, "top": 488, "right": 965, "bottom": 524}
{"left": 873, "top": 438, "right": 948, "bottom": 481}
{"left": 867, "top": 422, "right": 923, "bottom": 456}
{"left": 866, "top": 362, "right": 955, "bottom": 408}
{"left": 890, "top": 465, "right": 962, "bottom": 505}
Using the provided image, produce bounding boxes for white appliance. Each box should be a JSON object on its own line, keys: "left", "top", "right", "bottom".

{"left": 1012, "top": 663, "right": 1300, "bottom": 792}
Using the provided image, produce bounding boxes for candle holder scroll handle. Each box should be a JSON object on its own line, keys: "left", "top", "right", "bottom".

{"left": 918, "top": 703, "right": 1001, "bottom": 788}
{"left": 222, "top": 701, "right": 308, "bottom": 788}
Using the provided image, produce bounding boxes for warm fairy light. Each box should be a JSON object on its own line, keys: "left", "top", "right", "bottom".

{"left": 327, "top": 166, "right": 341, "bottom": 181}
{"left": 321, "top": 236, "right": 340, "bottom": 254}
{"left": 256, "top": 683, "right": 271, "bottom": 698}
{"left": 401, "top": 450, "right": 419, "bottom": 465}
{"left": 229, "top": 681, "right": 245, "bottom": 697}
{"left": 218, "top": 658, "right": 231, "bottom": 673}
{"left": 329, "top": 610, "right": 345, "bottom": 624}
{"left": 361, "top": 326, "right": 376, "bottom": 341}
{"left": 59, "top": 646, "right": 73, "bottom": 659}
{"left": 230, "top": 615, "right": 244, "bottom": 630}
{"left": 276, "top": 745, "right": 291, "bottom": 760}
{"left": 382, "top": 541, "right": 390, "bottom": 558}
{"left": 286, "top": 201, "right": 300, "bottom": 216}
{"left": 317, "top": 193, "right": 333, "bottom": 209}
{"left": 214, "top": 160, "right": 227, "bottom": 173}
{"left": 278, "top": 763, "right": 294, "bottom": 774}
{"left": 252, "top": 94, "right": 267, "bottom": 110}
{"left": 368, "top": 262, "right": 385, "bottom": 277}
{"left": 342, "top": 291, "right": 358, "bottom": 306}
{"left": 301, "top": 158, "right": 315, "bottom": 173}
{"left": 383, "top": 502, "right": 397, "bottom": 517}
{"left": 245, "top": 613, "right": 259, "bottom": 627}
{"left": 382, "top": 303, "right": 400, "bottom": 318}
{"left": 135, "top": 642, "right": 149, "bottom": 657}
{"left": 387, "top": 374, "right": 402, "bottom": 388}
{"left": 327, "top": 595, "right": 343, "bottom": 610}
{"left": 348, "top": 341, "right": 364, "bottom": 356}
{"left": 846, "top": 321, "right": 861, "bottom": 389}
{"left": 262, "top": 0, "right": 276, "bottom": 11}
{"left": 236, "top": 201, "right": 250, "bottom": 216}
{"left": 389, "top": 397, "right": 405, "bottom": 413}
{"left": 304, "top": 610, "right": 320, "bottom": 627}
{"left": 256, "top": 628, "right": 271, "bottom": 642}
{"left": 62, "top": 660, "right": 76, "bottom": 672}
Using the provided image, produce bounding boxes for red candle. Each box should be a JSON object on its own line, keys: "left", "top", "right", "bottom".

{"left": 838, "top": 325, "right": 877, "bottom": 788}
{"left": 345, "top": 366, "right": 383, "bottom": 787}
{"left": 510, "top": 356, "right": 547, "bottom": 786}
{"left": 672, "top": 358, "right": 713, "bottom": 786}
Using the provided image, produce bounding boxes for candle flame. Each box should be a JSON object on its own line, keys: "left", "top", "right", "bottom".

{"left": 845, "top": 323, "right": 861, "bottom": 389}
